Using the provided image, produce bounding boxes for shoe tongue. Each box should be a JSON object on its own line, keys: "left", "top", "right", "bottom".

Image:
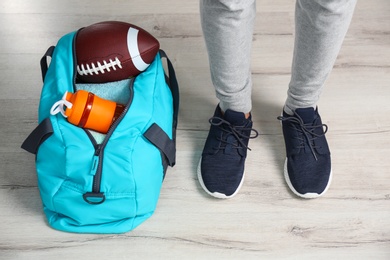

{"left": 224, "top": 109, "right": 248, "bottom": 126}
{"left": 295, "top": 107, "right": 315, "bottom": 124}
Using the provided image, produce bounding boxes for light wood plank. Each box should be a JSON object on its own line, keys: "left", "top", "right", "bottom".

{"left": 1, "top": 0, "right": 389, "bottom": 259}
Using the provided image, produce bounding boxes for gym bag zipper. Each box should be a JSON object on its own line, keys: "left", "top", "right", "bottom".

{"left": 69, "top": 30, "right": 137, "bottom": 204}
{"left": 81, "top": 79, "right": 134, "bottom": 205}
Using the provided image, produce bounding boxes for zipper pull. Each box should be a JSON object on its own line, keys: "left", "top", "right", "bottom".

{"left": 95, "top": 144, "right": 102, "bottom": 155}
{"left": 90, "top": 155, "right": 99, "bottom": 176}
{"left": 90, "top": 145, "right": 101, "bottom": 176}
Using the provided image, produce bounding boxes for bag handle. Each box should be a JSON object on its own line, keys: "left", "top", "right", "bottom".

{"left": 159, "top": 49, "right": 179, "bottom": 133}
{"left": 144, "top": 123, "right": 176, "bottom": 167}
{"left": 40, "top": 46, "right": 55, "bottom": 82}
{"left": 21, "top": 118, "right": 53, "bottom": 154}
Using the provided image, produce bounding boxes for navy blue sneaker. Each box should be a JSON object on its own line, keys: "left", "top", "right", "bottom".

{"left": 197, "top": 105, "right": 258, "bottom": 198}
{"left": 278, "top": 107, "right": 332, "bottom": 199}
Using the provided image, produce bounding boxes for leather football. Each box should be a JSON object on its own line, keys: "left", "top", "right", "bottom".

{"left": 75, "top": 21, "right": 160, "bottom": 83}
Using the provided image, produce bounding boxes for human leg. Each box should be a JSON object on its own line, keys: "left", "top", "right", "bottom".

{"left": 281, "top": 0, "right": 357, "bottom": 198}
{"left": 200, "top": 0, "right": 256, "bottom": 114}
{"left": 285, "top": 0, "right": 357, "bottom": 114}
{"left": 198, "top": 0, "right": 257, "bottom": 198}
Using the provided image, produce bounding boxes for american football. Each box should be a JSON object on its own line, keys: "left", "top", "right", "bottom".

{"left": 75, "top": 21, "right": 160, "bottom": 83}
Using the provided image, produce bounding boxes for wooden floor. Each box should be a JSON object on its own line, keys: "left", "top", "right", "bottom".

{"left": 1, "top": 0, "right": 389, "bottom": 259}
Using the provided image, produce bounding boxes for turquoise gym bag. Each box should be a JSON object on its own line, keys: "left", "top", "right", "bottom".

{"left": 21, "top": 29, "right": 179, "bottom": 234}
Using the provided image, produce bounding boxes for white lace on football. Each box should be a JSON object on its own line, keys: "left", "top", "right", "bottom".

{"left": 77, "top": 57, "right": 123, "bottom": 76}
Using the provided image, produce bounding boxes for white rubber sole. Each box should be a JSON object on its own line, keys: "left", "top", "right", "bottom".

{"left": 197, "top": 157, "right": 245, "bottom": 199}
{"left": 283, "top": 158, "right": 333, "bottom": 199}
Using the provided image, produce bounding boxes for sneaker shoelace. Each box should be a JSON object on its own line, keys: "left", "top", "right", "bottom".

{"left": 277, "top": 114, "right": 328, "bottom": 161}
{"left": 209, "top": 116, "right": 259, "bottom": 152}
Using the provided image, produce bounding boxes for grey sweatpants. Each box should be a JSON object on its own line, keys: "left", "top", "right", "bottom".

{"left": 200, "top": 0, "right": 357, "bottom": 114}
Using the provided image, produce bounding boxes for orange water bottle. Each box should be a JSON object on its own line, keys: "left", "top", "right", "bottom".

{"left": 50, "top": 90, "right": 125, "bottom": 134}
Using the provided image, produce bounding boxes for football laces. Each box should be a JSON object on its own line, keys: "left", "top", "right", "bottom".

{"left": 77, "top": 57, "right": 123, "bottom": 76}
